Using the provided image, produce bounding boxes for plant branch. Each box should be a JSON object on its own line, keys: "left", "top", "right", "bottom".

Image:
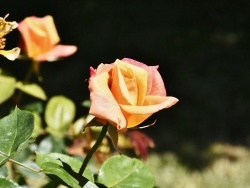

{"left": 78, "top": 125, "right": 108, "bottom": 175}
{"left": 6, "top": 162, "right": 14, "bottom": 180}
{"left": 8, "top": 158, "right": 42, "bottom": 173}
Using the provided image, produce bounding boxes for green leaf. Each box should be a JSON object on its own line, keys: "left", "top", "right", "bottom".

{"left": 37, "top": 135, "right": 65, "bottom": 154}
{"left": 36, "top": 153, "right": 94, "bottom": 182}
{"left": 39, "top": 162, "right": 81, "bottom": 188}
{"left": 23, "top": 101, "right": 44, "bottom": 114}
{"left": 36, "top": 153, "right": 95, "bottom": 187}
{"left": 0, "top": 176, "right": 21, "bottom": 188}
{"left": 0, "top": 165, "right": 7, "bottom": 177}
{"left": 82, "top": 100, "right": 91, "bottom": 108}
{"left": 31, "top": 112, "right": 43, "bottom": 138}
{"left": 11, "top": 145, "right": 32, "bottom": 163}
{"left": 0, "top": 156, "right": 8, "bottom": 167}
{"left": 108, "top": 124, "right": 118, "bottom": 151}
{"left": 45, "top": 96, "right": 76, "bottom": 137}
{"left": 15, "top": 81, "right": 47, "bottom": 100}
{"left": 0, "top": 75, "right": 16, "bottom": 104}
{"left": 97, "top": 155, "right": 155, "bottom": 188}
{"left": 16, "top": 137, "right": 35, "bottom": 155}
{"left": 83, "top": 181, "right": 99, "bottom": 188}
{"left": 0, "top": 107, "right": 34, "bottom": 166}
{"left": 72, "top": 117, "right": 86, "bottom": 136}
{"left": 23, "top": 102, "right": 44, "bottom": 137}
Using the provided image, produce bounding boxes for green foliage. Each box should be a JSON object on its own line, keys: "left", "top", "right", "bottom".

{"left": 0, "top": 75, "right": 16, "bottom": 104}
{"left": 36, "top": 135, "right": 65, "bottom": 154}
{"left": 0, "top": 166, "right": 7, "bottom": 177}
{"left": 0, "top": 88, "right": 156, "bottom": 187}
{"left": 15, "top": 81, "right": 47, "bottom": 101}
{"left": 97, "top": 155, "right": 155, "bottom": 188}
{"left": 31, "top": 112, "right": 43, "bottom": 138}
{"left": 0, "top": 176, "right": 21, "bottom": 188}
{"left": 36, "top": 153, "right": 95, "bottom": 187}
{"left": 45, "top": 95, "right": 76, "bottom": 137}
{"left": 0, "top": 72, "right": 47, "bottom": 104}
{"left": 0, "top": 107, "right": 34, "bottom": 166}
{"left": 147, "top": 145, "right": 250, "bottom": 188}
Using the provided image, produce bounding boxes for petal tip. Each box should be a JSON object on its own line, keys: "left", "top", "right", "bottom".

{"left": 166, "top": 97, "right": 179, "bottom": 108}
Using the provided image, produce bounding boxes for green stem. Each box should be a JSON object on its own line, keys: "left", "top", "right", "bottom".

{"left": 78, "top": 125, "right": 108, "bottom": 175}
{"left": 6, "top": 162, "right": 14, "bottom": 180}
{"left": 24, "top": 62, "right": 36, "bottom": 83}
{"left": 8, "top": 159, "right": 42, "bottom": 173}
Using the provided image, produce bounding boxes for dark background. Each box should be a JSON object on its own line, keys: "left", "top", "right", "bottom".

{"left": 1, "top": 0, "right": 249, "bottom": 167}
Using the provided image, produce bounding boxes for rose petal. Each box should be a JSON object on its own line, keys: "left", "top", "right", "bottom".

{"left": 0, "top": 47, "right": 21, "bottom": 61}
{"left": 144, "top": 96, "right": 178, "bottom": 107}
{"left": 18, "top": 15, "right": 60, "bottom": 58}
{"left": 34, "top": 44, "right": 77, "bottom": 62}
{"left": 89, "top": 72, "right": 127, "bottom": 130}
{"left": 0, "top": 15, "right": 18, "bottom": 38}
{"left": 113, "top": 59, "right": 148, "bottom": 105}
{"left": 121, "top": 96, "right": 178, "bottom": 114}
{"left": 111, "top": 62, "right": 138, "bottom": 105}
{"left": 41, "top": 16, "right": 60, "bottom": 45}
{"left": 90, "top": 63, "right": 113, "bottom": 78}
{"left": 120, "top": 112, "right": 152, "bottom": 128}
{"left": 90, "top": 67, "right": 96, "bottom": 77}
{"left": 120, "top": 96, "right": 178, "bottom": 128}
{"left": 147, "top": 66, "right": 167, "bottom": 96}
{"left": 95, "top": 63, "right": 113, "bottom": 75}
{"left": 122, "top": 58, "right": 166, "bottom": 96}
{"left": 122, "top": 58, "right": 149, "bottom": 70}
{"left": 24, "top": 15, "right": 60, "bottom": 46}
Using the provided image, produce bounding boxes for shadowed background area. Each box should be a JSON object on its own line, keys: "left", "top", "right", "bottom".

{"left": 1, "top": 0, "right": 249, "bottom": 168}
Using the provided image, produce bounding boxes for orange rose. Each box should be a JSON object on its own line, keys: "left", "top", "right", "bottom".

{"left": 18, "top": 15, "right": 77, "bottom": 62}
{"left": 88, "top": 58, "right": 178, "bottom": 131}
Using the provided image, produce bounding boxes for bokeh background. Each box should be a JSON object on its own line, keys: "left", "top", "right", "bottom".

{"left": 1, "top": 0, "right": 249, "bottom": 171}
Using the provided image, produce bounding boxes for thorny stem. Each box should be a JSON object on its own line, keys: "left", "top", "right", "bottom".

{"left": 8, "top": 158, "right": 42, "bottom": 173}
{"left": 78, "top": 125, "right": 108, "bottom": 175}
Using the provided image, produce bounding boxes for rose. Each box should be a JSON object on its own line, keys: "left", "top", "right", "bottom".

{"left": 88, "top": 58, "right": 178, "bottom": 131}
{"left": 18, "top": 15, "right": 77, "bottom": 62}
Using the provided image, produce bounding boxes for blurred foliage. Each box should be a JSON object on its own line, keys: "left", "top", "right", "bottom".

{"left": 147, "top": 143, "right": 250, "bottom": 188}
